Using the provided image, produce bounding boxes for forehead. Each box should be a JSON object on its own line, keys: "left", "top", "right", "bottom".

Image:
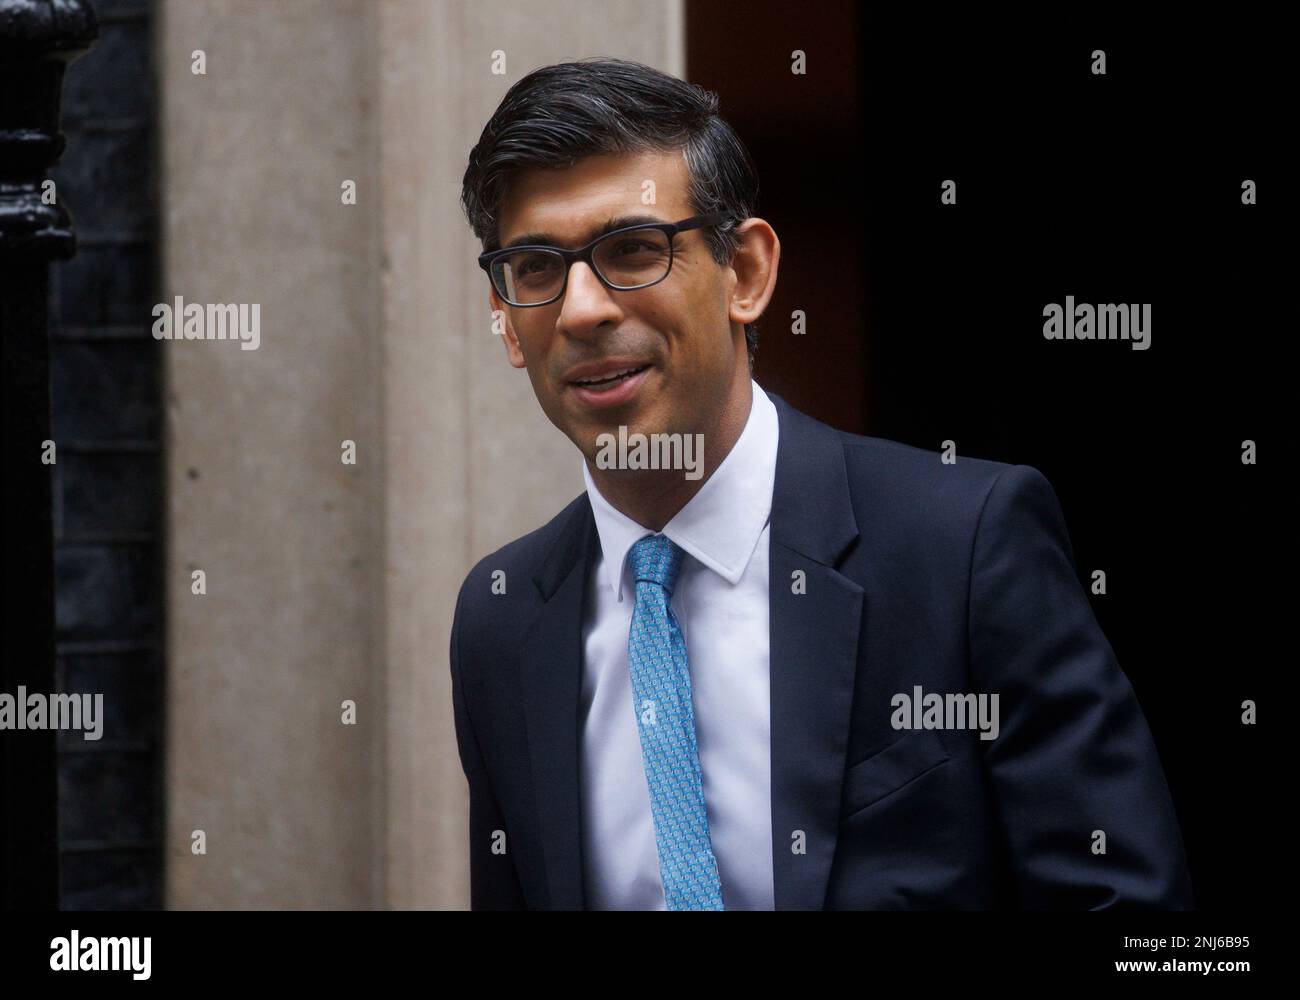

{"left": 496, "top": 149, "right": 691, "bottom": 247}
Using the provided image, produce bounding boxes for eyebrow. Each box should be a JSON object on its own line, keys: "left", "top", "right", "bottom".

{"left": 499, "top": 213, "right": 669, "bottom": 252}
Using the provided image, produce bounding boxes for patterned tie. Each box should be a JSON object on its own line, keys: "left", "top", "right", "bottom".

{"left": 627, "top": 533, "right": 725, "bottom": 910}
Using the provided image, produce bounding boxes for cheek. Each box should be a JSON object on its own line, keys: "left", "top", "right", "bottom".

{"left": 515, "top": 326, "right": 551, "bottom": 370}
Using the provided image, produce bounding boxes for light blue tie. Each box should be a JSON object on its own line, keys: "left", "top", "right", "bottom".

{"left": 627, "top": 534, "right": 725, "bottom": 910}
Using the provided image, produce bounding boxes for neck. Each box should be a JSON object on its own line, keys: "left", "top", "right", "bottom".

{"left": 586, "top": 374, "right": 753, "bottom": 532}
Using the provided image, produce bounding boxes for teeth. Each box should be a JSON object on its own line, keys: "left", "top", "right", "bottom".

{"left": 576, "top": 365, "right": 644, "bottom": 386}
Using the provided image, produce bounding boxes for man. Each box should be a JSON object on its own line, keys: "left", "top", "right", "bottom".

{"left": 450, "top": 57, "right": 1193, "bottom": 910}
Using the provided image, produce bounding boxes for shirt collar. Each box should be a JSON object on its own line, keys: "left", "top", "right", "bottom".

{"left": 582, "top": 378, "right": 780, "bottom": 602}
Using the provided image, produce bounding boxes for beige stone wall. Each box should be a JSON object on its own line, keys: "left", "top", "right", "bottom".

{"left": 161, "top": 0, "right": 684, "bottom": 908}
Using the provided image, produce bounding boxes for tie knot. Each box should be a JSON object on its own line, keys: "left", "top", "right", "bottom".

{"left": 629, "top": 534, "right": 685, "bottom": 595}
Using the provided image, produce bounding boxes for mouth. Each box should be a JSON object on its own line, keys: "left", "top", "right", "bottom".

{"left": 566, "top": 362, "right": 653, "bottom": 408}
{"left": 568, "top": 363, "right": 651, "bottom": 389}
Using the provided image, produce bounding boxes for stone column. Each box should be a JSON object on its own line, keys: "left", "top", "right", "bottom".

{"left": 160, "top": 0, "right": 386, "bottom": 909}
{"left": 161, "top": 0, "right": 683, "bottom": 909}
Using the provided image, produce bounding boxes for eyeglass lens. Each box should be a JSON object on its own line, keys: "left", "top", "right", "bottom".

{"left": 492, "top": 228, "right": 672, "bottom": 305}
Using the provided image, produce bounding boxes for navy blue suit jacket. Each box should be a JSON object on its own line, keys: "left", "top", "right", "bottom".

{"left": 449, "top": 392, "right": 1194, "bottom": 909}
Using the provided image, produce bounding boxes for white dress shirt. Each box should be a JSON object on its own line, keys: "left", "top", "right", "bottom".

{"left": 578, "top": 378, "right": 779, "bottom": 910}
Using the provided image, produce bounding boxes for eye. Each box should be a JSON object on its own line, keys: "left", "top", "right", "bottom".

{"left": 513, "top": 253, "right": 560, "bottom": 277}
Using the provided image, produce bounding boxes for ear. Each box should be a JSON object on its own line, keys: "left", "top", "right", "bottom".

{"left": 489, "top": 286, "right": 527, "bottom": 368}
{"left": 726, "top": 218, "right": 780, "bottom": 327}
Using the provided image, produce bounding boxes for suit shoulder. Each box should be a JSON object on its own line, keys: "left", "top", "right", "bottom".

{"left": 838, "top": 427, "right": 1009, "bottom": 490}
{"left": 828, "top": 426, "right": 1060, "bottom": 535}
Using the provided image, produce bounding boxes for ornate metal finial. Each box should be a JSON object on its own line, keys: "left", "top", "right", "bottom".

{"left": 0, "top": 0, "right": 100, "bottom": 258}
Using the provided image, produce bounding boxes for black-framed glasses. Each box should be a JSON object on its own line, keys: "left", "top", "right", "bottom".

{"left": 478, "top": 211, "right": 730, "bottom": 308}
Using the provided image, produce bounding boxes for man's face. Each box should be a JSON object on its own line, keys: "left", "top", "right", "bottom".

{"left": 491, "top": 150, "right": 746, "bottom": 462}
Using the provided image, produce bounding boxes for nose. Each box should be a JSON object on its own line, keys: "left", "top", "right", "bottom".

{"left": 557, "top": 260, "right": 623, "bottom": 338}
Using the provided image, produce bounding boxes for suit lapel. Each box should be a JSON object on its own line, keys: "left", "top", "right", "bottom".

{"left": 522, "top": 495, "right": 597, "bottom": 910}
{"left": 767, "top": 394, "right": 864, "bottom": 909}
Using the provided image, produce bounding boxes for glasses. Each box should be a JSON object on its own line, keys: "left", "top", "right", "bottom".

{"left": 478, "top": 211, "right": 730, "bottom": 307}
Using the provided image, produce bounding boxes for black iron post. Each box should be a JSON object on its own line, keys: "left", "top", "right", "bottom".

{"left": 0, "top": 0, "right": 98, "bottom": 909}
